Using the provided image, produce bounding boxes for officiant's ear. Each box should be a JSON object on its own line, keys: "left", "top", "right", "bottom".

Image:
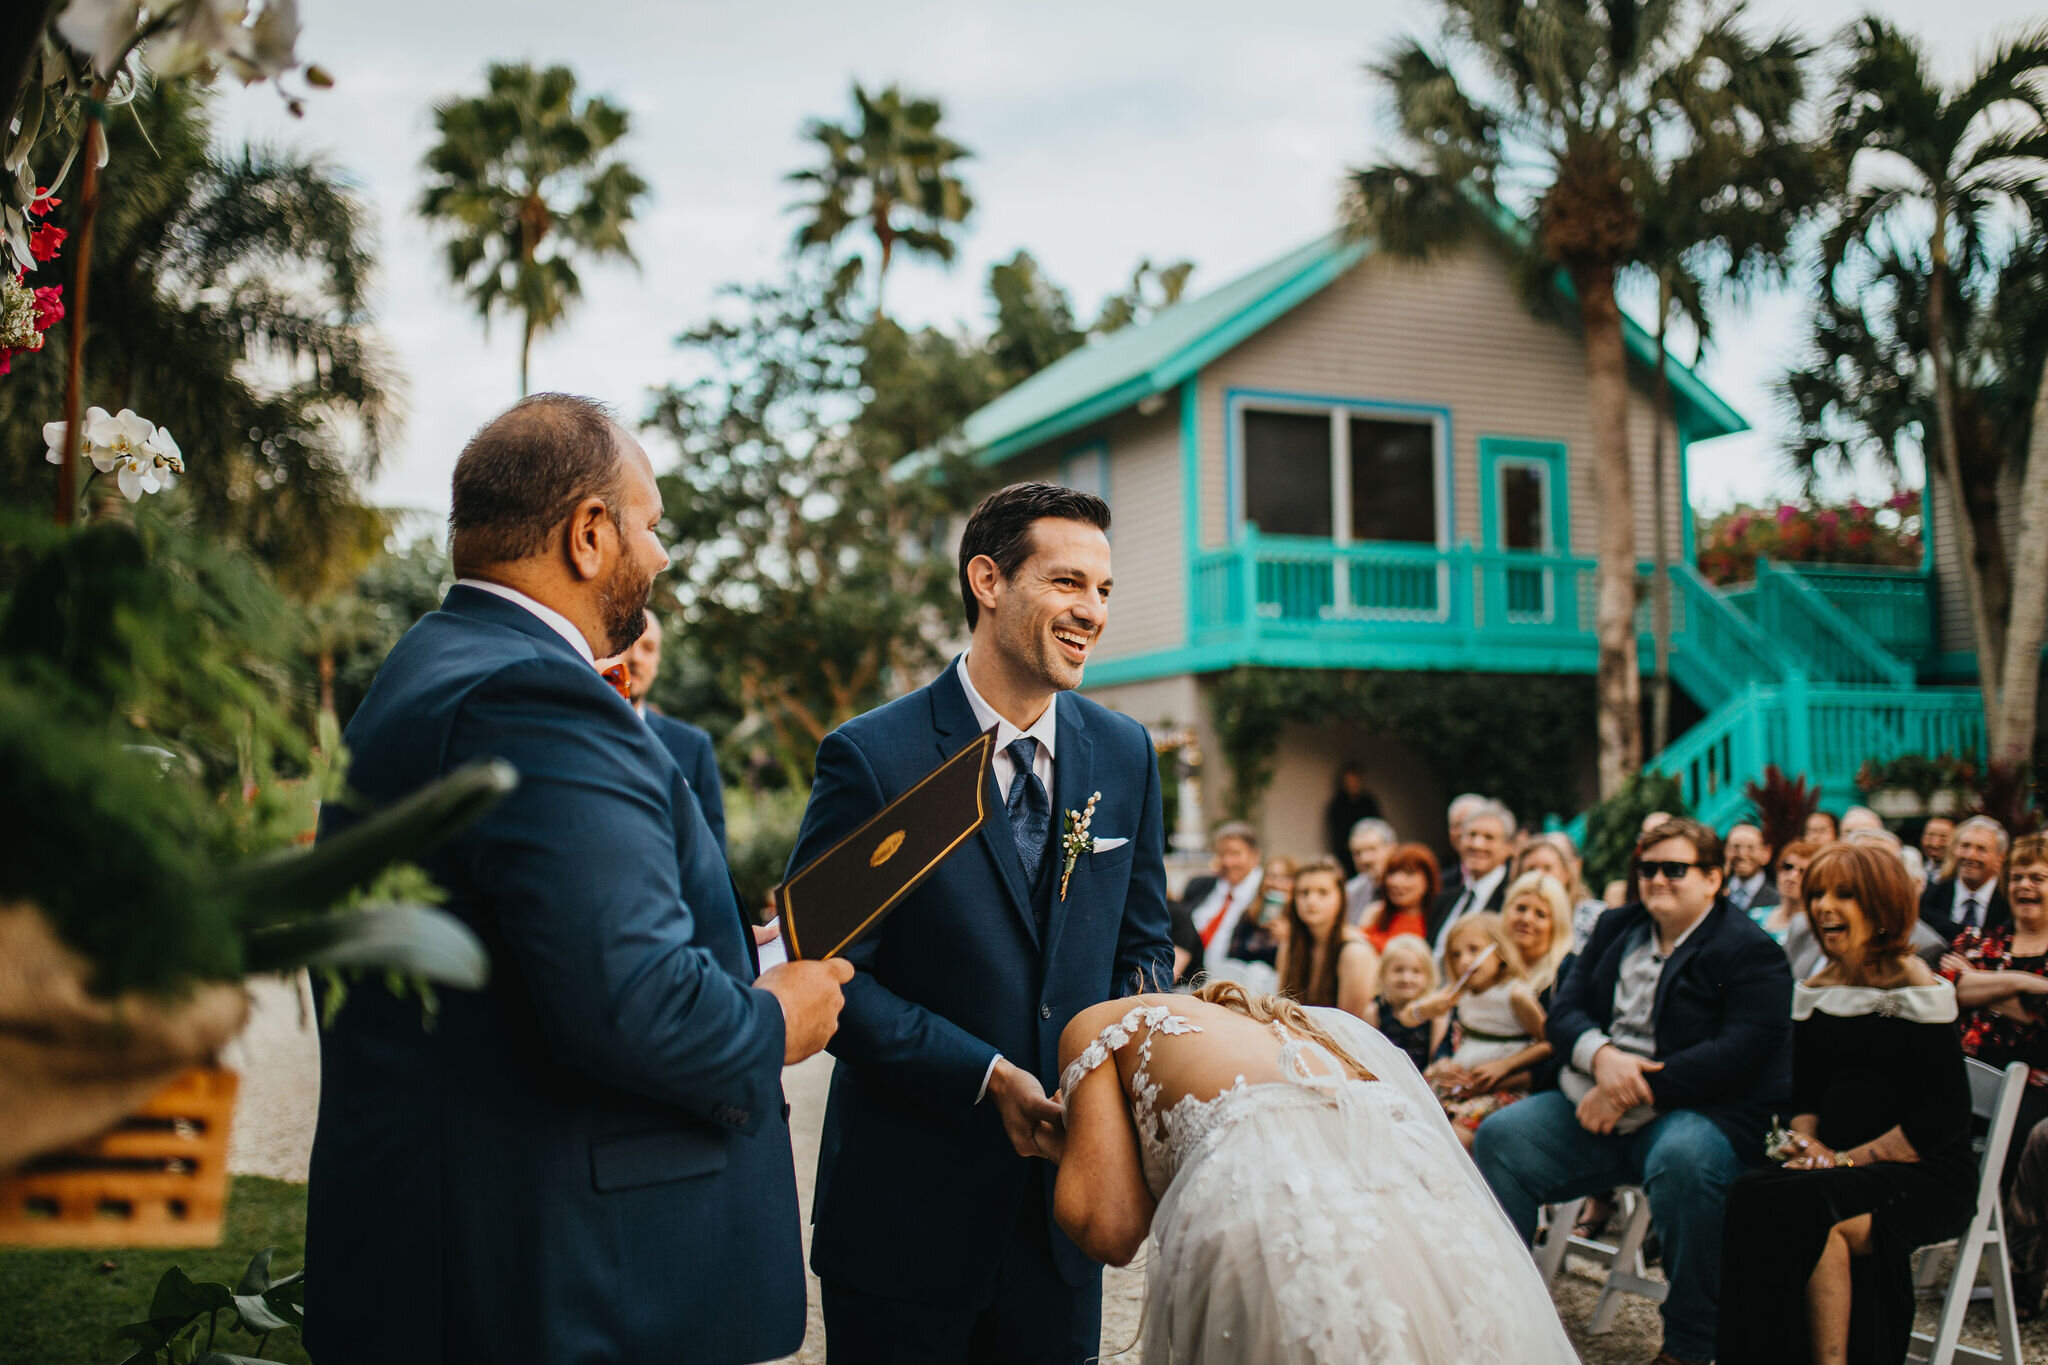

{"left": 564, "top": 495, "right": 614, "bottom": 582}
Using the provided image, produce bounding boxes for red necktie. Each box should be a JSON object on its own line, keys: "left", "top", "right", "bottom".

{"left": 600, "top": 664, "right": 632, "bottom": 700}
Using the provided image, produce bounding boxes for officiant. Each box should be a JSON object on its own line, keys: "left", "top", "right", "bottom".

{"left": 790, "top": 482, "right": 1174, "bottom": 1364}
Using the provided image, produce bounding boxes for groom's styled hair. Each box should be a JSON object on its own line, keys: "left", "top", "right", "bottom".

{"left": 449, "top": 393, "right": 627, "bottom": 573}
{"left": 956, "top": 482, "right": 1112, "bottom": 630}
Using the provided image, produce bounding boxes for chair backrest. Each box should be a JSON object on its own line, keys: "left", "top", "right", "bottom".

{"left": 1965, "top": 1058, "right": 2030, "bottom": 1209}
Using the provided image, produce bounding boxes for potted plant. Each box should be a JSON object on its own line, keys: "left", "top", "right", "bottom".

{"left": 1854, "top": 753, "right": 1978, "bottom": 820}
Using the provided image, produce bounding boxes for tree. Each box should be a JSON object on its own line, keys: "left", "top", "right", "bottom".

{"left": 786, "top": 81, "right": 973, "bottom": 314}
{"left": 1092, "top": 257, "right": 1195, "bottom": 334}
{"left": 1813, "top": 18, "right": 2048, "bottom": 768}
{"left": 987, "top": 250, "right": 1085, "bottom": 383}
{"left": 1343, "top": 0, "right": 1815, "bottom": 798}
{"left": 418, "top": 62, "right": 647, "bottom": 397}
{"left": 1, "top": 85, "right": 396, "bottom": 601}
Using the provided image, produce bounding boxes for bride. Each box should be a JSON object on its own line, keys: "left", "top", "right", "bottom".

{"left": 1036, "top": 982, "right": 1577, "bottom": 1363}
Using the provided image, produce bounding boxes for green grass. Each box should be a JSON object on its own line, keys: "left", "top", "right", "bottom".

{"left": 0, "top": 1177, "right": 311, "bottom": 1365}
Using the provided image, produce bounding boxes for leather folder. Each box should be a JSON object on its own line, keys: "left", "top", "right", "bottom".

{"left": 774, "top": 727, "right": 996, "bottom": 960}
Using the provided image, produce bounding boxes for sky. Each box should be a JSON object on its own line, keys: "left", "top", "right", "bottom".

{"left": 207, "top": 0, "right": 2044, "bottom": 530}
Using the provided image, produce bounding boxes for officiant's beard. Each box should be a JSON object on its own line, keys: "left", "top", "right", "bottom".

{"left": 596, "top": 560, "right": 653, "bottom": 657}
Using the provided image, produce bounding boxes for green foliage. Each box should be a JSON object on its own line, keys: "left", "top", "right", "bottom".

{"left": 1695, "top": 491, "right": 1922, "bottom": 585}
{"left": 418, "top": 61, "right": 648, "bottom": 395}
{"left": 319, "top": 538, "right": 452, "bottom": 729}
{"left": 1854, "top": 751, "right": 1978, "bottom": 799}
{"left": 1582, "top": 772, "right": 1691, "bottom": 891}
{"left": 723, "top": 786, "right": 813, "bottom": 921}
{"left": 0, "top": 1177, "right": 312, "bottom": 1365}
{"left": 1207, "top": 668, "right": 1593, "bottom": 829}
{"left": 103, "top": 1246, "right": 304, "bottom": 1365}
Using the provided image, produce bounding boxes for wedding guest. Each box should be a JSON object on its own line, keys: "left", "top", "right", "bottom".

{"left": 1442, "top": 792, "right": 1490, "bottom": 894}
{"left": 1326, "top": 762, "right": 1382, "bottom": 878}
{"left": 608, "top": 613, "right": 727, "bottom": 853}
{"left": 1921, "top": 816, "right": 1956, "bottom": 885}
{"left": 1774, "top": 840, "right": 1820, "bottom": 962}
{"left": 1356, "top": 842, "right": 1439, "bottom": 952}
{"left": 1407, "top": 914, "right": 1544, "bottom": 1149}
{"left": 1920, "top": 815, "right": 2011, "bottom": 939}
{"left": 1838, "top": 805, "right": 1884, "bottom": 835}
{"left": 1805, "top": 809, "right": 1840, "bottom": 845}
{"left": 1510, "top": 833, "right": 1608, "bottom": 950}
{"left": 1276, "top": 856, "right": 1377, "bottom": 1017}
{"left": 1181, "top": 823, "right": 1263, "bottom": 982}
{"left": 1367, "top": 934, "right": 1448, "bottom": 1073}
{"left": 1497, "top": 872, "right": 1576, "bottom": 1091}
{"left": 1430, "top": 801, "right": 1514, "bottom": 955}
{"left": 1222, "top": 856, "right": 1292, "bottom": 988}
{"left": 1722, "top": 823, "right": 1778, "bottom": 916}
{"left": 1344, "top": 817, "right": 1396, "bottom": 926}
{"left": 1717, "top": 842, "right": 1973, "bottom": 1365}
{"left": 1475, "top": 818, "right": 1793, "bottom": 1365}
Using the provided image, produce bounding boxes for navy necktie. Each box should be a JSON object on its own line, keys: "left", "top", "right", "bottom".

{"left": 1962, "top": 897, "right": 1981, "bottom": 929}
{"left": 1005, "top": 738, "right": 1050, "bottom": 884}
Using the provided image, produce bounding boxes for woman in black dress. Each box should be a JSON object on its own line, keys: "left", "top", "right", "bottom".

{"left": 1718, "top": 841, "right": 1976, "bottom": 1365}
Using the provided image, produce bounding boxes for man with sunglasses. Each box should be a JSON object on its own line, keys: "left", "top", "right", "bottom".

{"left": 1473, "top": 818, "right": 1793, "bottom": 1365}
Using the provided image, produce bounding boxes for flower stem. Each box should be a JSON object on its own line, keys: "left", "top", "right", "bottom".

{"left": 55, "top": 106, "right": 103, "bottom": 527}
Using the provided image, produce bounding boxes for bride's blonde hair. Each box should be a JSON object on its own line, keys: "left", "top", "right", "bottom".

{"left": 1191, "top": 979, "right": 1377, "bottom": 1081}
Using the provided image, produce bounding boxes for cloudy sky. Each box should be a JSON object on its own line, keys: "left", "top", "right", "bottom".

{"left": 209, "top": 0, "right": 2042, "bottom": 527}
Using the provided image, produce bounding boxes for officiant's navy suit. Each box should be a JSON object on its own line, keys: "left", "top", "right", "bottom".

{"left": 305, "top": 585, "right": 801, "bottom": 1365}
{"left": 790, "top": 659, "right": 1173, "bottom": 1363}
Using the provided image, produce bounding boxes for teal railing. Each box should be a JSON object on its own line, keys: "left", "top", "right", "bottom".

{"left": 1657, "top": 563, "right": 1794, "bottom": 708}
{"left": 1776, "top": 563, "right": 1934, "bottom": 665}
{"left": 1754, "top": 560, "right": 1915, "bottom": 688}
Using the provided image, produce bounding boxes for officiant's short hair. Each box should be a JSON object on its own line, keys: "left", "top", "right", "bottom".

{"left": 957, "top": 482, "right": 1112, "bottom": 629}
{"left": 449, "top": 393, "right": 628, "bottom": 570}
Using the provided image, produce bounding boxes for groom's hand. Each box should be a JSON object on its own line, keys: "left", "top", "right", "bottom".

{"left": 987, "top": 1057, "right": 1063, "bottom": 1158}
{"left": 758, "top": 958, "right": 855, "bottom": 1064}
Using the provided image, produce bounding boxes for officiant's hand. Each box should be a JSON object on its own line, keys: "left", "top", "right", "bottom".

{"left": 988, "top": 1057, "right": 1063, "bottom": 1158}
{"left": 758, "top": 958, "right": 855, "bottom": 1064}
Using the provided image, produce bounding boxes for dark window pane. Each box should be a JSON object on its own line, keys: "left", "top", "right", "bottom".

{"left": 1500, "top": 463, "right": 1548, "bottom": 550}
{"left": 1243, "top": 410, "right": 1332, "bottom": 538}
{"left": 1348, "top": 418, "right": 1436, "bottom": 543}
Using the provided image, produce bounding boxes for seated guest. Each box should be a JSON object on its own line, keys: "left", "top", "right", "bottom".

{"left": 1806, "top": 809, "right": 1840, "bottom": 845}
{"left": 1179, "top": 823, "right": 1264, "bottom": 983}
{"left": 1356, "top": 842, "right": 1439, "bottom": 951}
{"left": 1722, "top": 822, "right": 1778, "bottom": 916}
{"left": 1843, "top": 805, "right": 1926, "bottom": 882}
{"left": 1921, "top": 815, "right": 2012, "bottom": 939}
{"left": 1367, "top": 934, "right": 1448, "bottom": 1073}
{"left": 1406, "top": 914, "right": 1545, "bottom": 1150}
{"left": 1475, "top": 818, "right": 1793, "bottom": 1365}
{"left": 1838, "top": 805, "right": 1884, "bottom": 835}
{"left": 1275, "top": 855, "right": 1377, "bottom": 1017}
{"left": 1344, "top": 817, "right": 1396, "bottom": 926}
{"left": 1769, "top": 841, "right": 1818, "bottom": 952}
{"left": 1430, "top": 801, "right": 1514, "bottom": 955}
{"left": 1718, "top": 842, "right": 1974, "bottom": 1364}
{"left": 1920, "top": 816, "right": 1956, "bottom": 887}
{"left": 1441, "top": 792, "right": 1491, "bottom": 895}
{"left": 1492, "top": 871, "right": 1577, "bottom": 1094}
{"left": 1222, "top": 856, "right": 1293, "bottom": 984}
{"left": 1938, "top": 833, "right": 2048, "bottom": 1317}
{"left": 1843, "top": 828, "right": 1950, "bottom": 962}
{"left": 1511, "top": 833, "right": 1608, "bottom": 952}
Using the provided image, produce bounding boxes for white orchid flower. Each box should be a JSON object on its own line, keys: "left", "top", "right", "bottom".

{"left": 54, "top": 0, "right": 144, "bottom": 79}
{"left": 143, "top": 425, "right": 184, "bottom": 490}
{"left": 43, "top": 405, "right": 114, "bottom": 465}
{"left": 91, "top": 408, "right": 159, "bottom": 476}
{"left": 147, "top": 0, "right": 303, "bottom": 85}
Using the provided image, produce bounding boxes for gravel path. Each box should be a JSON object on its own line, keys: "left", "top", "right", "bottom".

{"left": 223, "top": 999, "right": 2044, "bottom": 1362}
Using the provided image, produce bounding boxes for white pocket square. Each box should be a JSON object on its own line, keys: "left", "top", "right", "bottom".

{"left": 1091, "top": 836, "right": 1129, "bottom": 853}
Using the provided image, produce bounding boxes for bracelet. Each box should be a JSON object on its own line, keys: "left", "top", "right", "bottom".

{"left": 1838, "top": 1153, "right": 1856, "bottom": 1168}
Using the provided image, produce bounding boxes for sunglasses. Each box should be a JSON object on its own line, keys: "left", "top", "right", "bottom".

{"left": 1638, "top": 860, "right": 1705, "bottom": 883}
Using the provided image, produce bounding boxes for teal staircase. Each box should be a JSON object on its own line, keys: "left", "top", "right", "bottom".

{"left": 1586, "top": 561, "right": 1983, "bottom": 835}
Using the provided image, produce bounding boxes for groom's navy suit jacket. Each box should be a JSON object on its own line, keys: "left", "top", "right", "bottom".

{"left": 791, "top": 662, "right": 1174, "bottom": 1304}
{"left": 304, "top": 586, "right": 802, "bottom": 1365}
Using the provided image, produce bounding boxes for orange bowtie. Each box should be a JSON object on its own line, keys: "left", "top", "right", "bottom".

{"left": 600, "top": 664, "right": 632, "bottom": 700}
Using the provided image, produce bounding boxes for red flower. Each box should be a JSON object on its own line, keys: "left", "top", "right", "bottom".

{"left": 28, "top": 186, "right": 59, "bottom": 216}
{"left": 28, "top": 222, "right": 65, "bottom": 263}
{"left": 0, "top": 349, "right": 12, "bottom": 375}
{"left": 31, "top": 285, "right": 62, "bottom": 331}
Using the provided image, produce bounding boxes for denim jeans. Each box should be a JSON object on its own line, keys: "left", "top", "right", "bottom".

{"left": 1473, "top": 1091, "right": 1746, "bottom": 1362}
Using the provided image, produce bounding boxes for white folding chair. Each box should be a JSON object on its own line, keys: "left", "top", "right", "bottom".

{"left": 1537, "top": 1188, "right": 1667, "bottom": 1333}
{"left": 1907, "top": 1058, "right": 2029, "bottom": 1365}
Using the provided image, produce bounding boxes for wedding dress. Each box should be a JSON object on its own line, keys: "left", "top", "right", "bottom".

{"left": 1061, "top": 1002, "right": 1578, "bottom": 1364}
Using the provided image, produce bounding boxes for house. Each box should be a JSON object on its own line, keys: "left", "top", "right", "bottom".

{"left": 951, "top": 229, "right": 1988, "bottom": 856}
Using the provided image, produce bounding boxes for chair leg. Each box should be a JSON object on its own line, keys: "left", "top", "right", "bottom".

{"left": 1538, "top": 1199, "right": 1584, "bottom": 1286}
{"left": 1929, "top": 1219, "right": 1993, "bottom": 1365}
{"left": 1589, "top": 1192, "right": 1654, "bottom": 1335}
{"left": 1985, "top": 1211, "right": 2024, "bottom": 1365}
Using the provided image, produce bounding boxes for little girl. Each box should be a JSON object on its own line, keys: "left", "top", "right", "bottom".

{"left": 1364, "top": 934, "right": 1447, "bottom": 1074}
{"left": 1404, "top": 914, "right": 1546, "bottom": 1148}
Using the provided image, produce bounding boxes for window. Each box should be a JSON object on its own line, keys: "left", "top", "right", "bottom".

{"left": 1060, "top": 444, "right": 1109, "bottom": 503}
{"left": 1497, "top": 462, "right": 1550, "bottom": 551}
{"left": 1239, "top": 403, "right": 1440, "bottom": 545}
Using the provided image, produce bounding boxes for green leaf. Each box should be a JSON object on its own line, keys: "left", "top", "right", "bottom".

{"left": 221, "top": 760, "right": 517, "bottom": 915}
{"left": 195, "top": 1354, "right": 278, "bottom": 1364}
{"left": 150, "top": 1267, "right": 233, "bottom": 1320}
{"left": 234, "top": 1247, "right": 278, "bottom": 1296}
{"left": 230, "top": 1293, "right": 292, "bottom": 1333}
{"left": 105, "top": 1316, "right": 191, "bottom": 1355}
{"left": 241, "top": 904, "right": 488, "bottom": 989}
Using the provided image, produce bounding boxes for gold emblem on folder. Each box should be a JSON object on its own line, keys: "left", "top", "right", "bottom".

{"left": 870, "top": 830, "right": 906, "bottom": 867}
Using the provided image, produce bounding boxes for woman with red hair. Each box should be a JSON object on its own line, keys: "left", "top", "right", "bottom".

{"left": 1355, "top": 842, "right": 1439, "bottom": 952}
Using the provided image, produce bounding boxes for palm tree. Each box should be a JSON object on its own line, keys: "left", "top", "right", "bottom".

{"left": 1, "top": 83, "right": 396, "bottom": 601}
{"left": 1821, "top": 18, "right": 2048, "bottom": 769}
{"left": 418, "top": 62, "right": 647, "bottom": 397}
{"left": 1344, "top": 0, "right": 1814, "bottom": 797}
{"left": 787, "top": 82, "right": 973, "bottom": 315}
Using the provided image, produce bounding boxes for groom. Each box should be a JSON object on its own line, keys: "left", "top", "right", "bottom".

{"left": 791, "top": 481, "right": 1174, "bottom": 1364}
{"left": 305, "top": 395, "right": 851, "bottom": 1365}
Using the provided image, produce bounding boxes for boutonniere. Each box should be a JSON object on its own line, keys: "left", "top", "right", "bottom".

{"left": 1058, "top": 791, "right": 1102, "bottom": 901}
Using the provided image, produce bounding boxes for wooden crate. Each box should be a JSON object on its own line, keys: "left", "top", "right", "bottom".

{"left": 0, "top": 1066, "right": 238, "bottom": 1247}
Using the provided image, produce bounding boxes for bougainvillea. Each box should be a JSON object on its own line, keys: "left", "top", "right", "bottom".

{"left": 0, "top": 188, "right": 64, "bottom": 375}
{"left": 1696, "top": 489, "right": 1922, "bottom": 585}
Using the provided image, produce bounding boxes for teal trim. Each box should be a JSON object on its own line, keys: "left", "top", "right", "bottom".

{"left": 1677, "top": 424, "right": 1696, "bottom": 565}
{"left": 1478, "top": 436, "right": 1569, "bottom": 553}
{"left": 1180, "top": 376, "right": 1200, "bottom": 648}
{"left": 1223, "top": 388, "right": 1455, "bottom": 547}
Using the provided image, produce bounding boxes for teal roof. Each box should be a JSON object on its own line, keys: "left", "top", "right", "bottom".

{"left": 961, "top": 231, "right": 1748, "bottom": 466}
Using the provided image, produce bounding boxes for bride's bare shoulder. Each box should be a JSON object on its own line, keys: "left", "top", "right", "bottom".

{"left": 1058, "top": 994, "right": 1182, "bottom": 1064}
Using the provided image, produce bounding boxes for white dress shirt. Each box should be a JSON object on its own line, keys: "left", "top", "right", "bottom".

{"left": 454, "top": 577, "right": 595, "bottom": 664}
{"left": 1726, "top": 872, "right": 1766, "bottom": 913}
{"left": 1433, "top": 861, "right": 1508, "bottom": 956}
{"left": 956, "top": 654, "right": 1060, "bottom": 1104}
{"left": 1194, "top": 867, "right": 1266, "bottom": 980}
{"left": 1952, "top": 876, "right": 1998, "bottom": 927}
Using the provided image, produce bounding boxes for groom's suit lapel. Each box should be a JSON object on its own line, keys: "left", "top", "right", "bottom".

{"left": 1043, "top": 700, "right": 1094, "bottom": 959}
{"left": 929, "top": 666, "right": 1041, "bottom": 950}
